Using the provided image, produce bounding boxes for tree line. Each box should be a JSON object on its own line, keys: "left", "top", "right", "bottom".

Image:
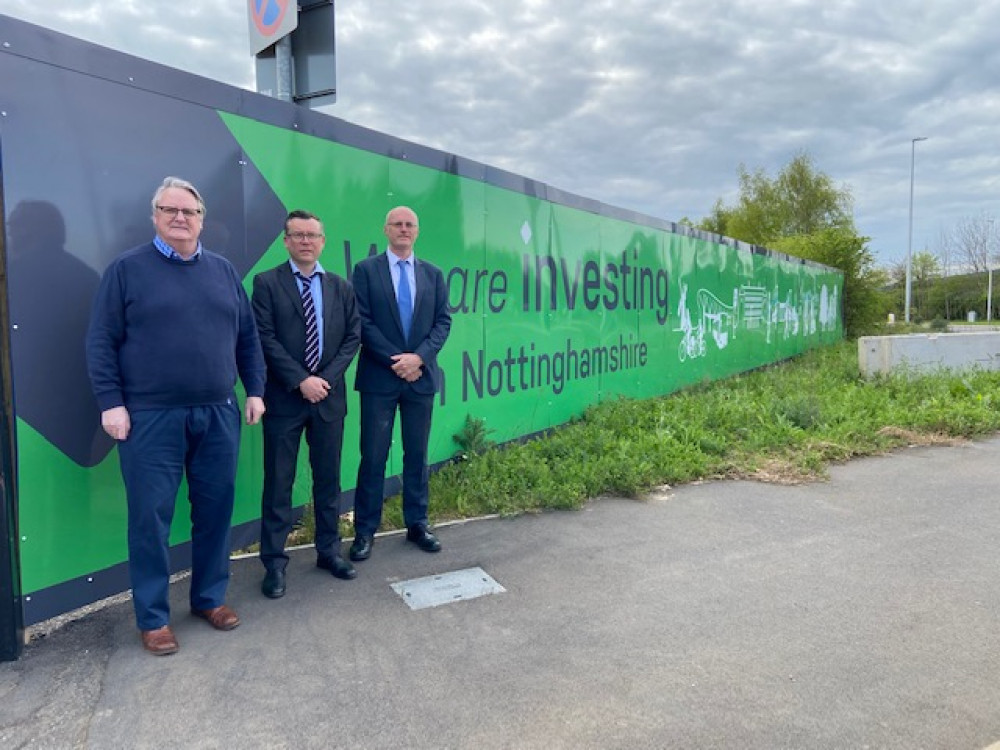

{"left": 884, "top": 213, "right": 999, "bottom": 323}
{"left": 693, "top": 151, "right": 997, "bottom": 335}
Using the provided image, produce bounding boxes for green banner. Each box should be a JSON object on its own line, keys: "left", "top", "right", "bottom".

{"left": 4, "top": 60, "right": 840, "bottom": 619}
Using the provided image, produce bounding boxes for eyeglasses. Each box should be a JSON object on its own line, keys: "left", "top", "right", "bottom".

{"left": 286, "top": 232, "right": 324, "bottom": 241}
{"left": 156, "top": 205, "right": 203, "bottom": 218}
{"left": 387, "top": 221, "right": 418, "bottom": 229}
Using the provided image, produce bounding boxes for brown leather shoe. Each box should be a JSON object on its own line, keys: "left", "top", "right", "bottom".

{"left": 191, "top": 604, "right": 240, "bottom": 631}
{"left": 140, "top": 625, "right": 179, "bottom": 656}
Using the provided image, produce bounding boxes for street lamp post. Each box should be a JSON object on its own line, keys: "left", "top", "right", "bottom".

{"left": 988, "top": 267, "right": 993, "bottom": 322}
{"left": 988, "top": 218, "right": 995, "bottom": 323}
{"left": 905, "top": 136, "right": 928, "bottom": 324}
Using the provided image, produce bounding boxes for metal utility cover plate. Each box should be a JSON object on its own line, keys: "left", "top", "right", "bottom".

{"left": 391, "top": 567, "right": 506, "bottom": 611}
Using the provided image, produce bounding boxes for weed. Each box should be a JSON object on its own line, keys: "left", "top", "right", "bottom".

{"left": 452, "top": 414, "right": 496, "bottom": 460}
{"left": 323, "top": 340, "right": 1000, "bottom": 540}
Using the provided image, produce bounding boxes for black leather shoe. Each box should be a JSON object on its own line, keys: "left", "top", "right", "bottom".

{"left": 262, "top": 569, "right": 286, "bottom": 599}
{"left": 406, "top": 524, "right": 442, "bottom": 553}
{"left": 317, "top": 554, "right": 357, "bottom": 580}
{"left": 349, "top": 535, "right": 374, "bottom": 562}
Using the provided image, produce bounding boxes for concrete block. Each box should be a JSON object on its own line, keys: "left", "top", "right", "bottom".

{"left": 858, "top": 332, "right": 1000, "bottom": 377}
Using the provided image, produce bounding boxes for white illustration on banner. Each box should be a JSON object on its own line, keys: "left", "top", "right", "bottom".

{"left": 675, "top": 279, "right": 840, "bottom": 363}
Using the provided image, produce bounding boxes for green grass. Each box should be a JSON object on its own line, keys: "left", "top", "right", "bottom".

{"left": 301, "top": 339, "right": 1000, "bottom": 542}
{"left": 415, "top": 340, "right": 1000, "bottom": 522}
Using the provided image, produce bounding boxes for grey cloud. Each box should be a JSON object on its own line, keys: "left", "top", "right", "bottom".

{"left": 4, "top": 0, "right": 1000, "bottom": 264}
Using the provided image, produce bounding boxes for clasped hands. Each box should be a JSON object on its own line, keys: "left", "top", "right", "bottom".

{"left": 299, "top": 375, "right": 331, "bottom": 403}
{"left": 391, "top": 353, "right": 423, "bottom": 382}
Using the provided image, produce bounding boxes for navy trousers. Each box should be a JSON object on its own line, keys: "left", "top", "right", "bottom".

{"left": 353, "top": 386, "right": 434, "bottom": 537}
{"left": 118, "top": 402, "right": 240, "bottom": 630}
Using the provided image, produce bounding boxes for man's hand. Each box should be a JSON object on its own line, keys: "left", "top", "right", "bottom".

{"left": 299, "top": 375, "right": 331, "bottom": 403}
{"left": 391, "top": 353, "right": 424, "bottom": 382}
{"left": 245, "top": 396, "right": 266, "bottom": 425}
{"left": 101, "top": 406, "right": 131, "bottom": 441}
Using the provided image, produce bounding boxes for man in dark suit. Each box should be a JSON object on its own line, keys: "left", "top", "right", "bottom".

{"left": 252, "top": 210, "right": 361, "bottom": 598}
{"left": 349, "top": 206, "right": 452, "bottom": 561}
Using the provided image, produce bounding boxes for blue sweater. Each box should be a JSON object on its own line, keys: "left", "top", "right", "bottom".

{"left": 86, "top": 242, "right": 266, "bottom": 412}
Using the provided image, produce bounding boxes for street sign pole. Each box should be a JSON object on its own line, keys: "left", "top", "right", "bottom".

{"left": 275, "top": 35, "right": 293, "bottom": 102}
{"left": 250, "top": 1, "right": 336, "bottom": 109}
{"left": 248, "top": 0, "right": 298, "bottom": 102}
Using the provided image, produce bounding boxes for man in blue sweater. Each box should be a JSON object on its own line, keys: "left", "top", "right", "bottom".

{"left": 86, "top": 176, "right": 266, "bottom": 656}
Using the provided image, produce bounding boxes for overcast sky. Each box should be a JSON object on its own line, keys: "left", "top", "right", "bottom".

{"left": 3, "top": 0, "right": 998, "bottom": 267}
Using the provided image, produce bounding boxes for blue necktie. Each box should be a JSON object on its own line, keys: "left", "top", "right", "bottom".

{"left": 398, "top": 260, "right": 413, "bottom": 339}
{"left": 296, "top": 273, "right": 320, "bottom": 372}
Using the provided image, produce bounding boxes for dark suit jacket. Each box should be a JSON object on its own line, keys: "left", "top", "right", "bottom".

{"left": 252, "top": 263, "right": 361, "bottom": 420}
{"left": 351, "top": 252, "right": 451, "bottom": 395}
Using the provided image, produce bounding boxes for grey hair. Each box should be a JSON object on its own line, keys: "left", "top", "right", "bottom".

{"left": 151, "top": 176, "right": 206, "bottom": 218}
{"left": 385, "top": 205, "right": 419, "bottom": 224}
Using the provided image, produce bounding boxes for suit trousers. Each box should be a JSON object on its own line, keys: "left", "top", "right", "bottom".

{"left": 354, "top": 386, "right": 434, "bottom": 537}
{"left": 118, "top": 402, "right": 240, "bottom": 630}
{"left": 260, "top": 406, "right": 345, "bottom": 569}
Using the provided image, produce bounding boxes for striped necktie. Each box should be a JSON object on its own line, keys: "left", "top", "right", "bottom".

{"left": 296, "top": 273, "right": 320, "bottom": 372}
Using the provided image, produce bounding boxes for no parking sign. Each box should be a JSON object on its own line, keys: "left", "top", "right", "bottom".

{"left": 248, "top": 0, "right": 298, "bottom": 55}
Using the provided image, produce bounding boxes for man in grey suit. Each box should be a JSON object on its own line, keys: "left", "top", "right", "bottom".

{"left": 252, "top": 209, "right": 361, "bottom": 598}
{"left": 349, "top": 206, "right": 452, "bottom": 562}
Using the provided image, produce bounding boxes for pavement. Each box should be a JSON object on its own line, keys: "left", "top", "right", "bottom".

{"left": 3, "top": 437, "right": 1000, "bottom": 749}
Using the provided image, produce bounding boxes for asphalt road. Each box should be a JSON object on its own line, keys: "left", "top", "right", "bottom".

{"left": 3, "top": 437, "right": 1000, "bottom": 749}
